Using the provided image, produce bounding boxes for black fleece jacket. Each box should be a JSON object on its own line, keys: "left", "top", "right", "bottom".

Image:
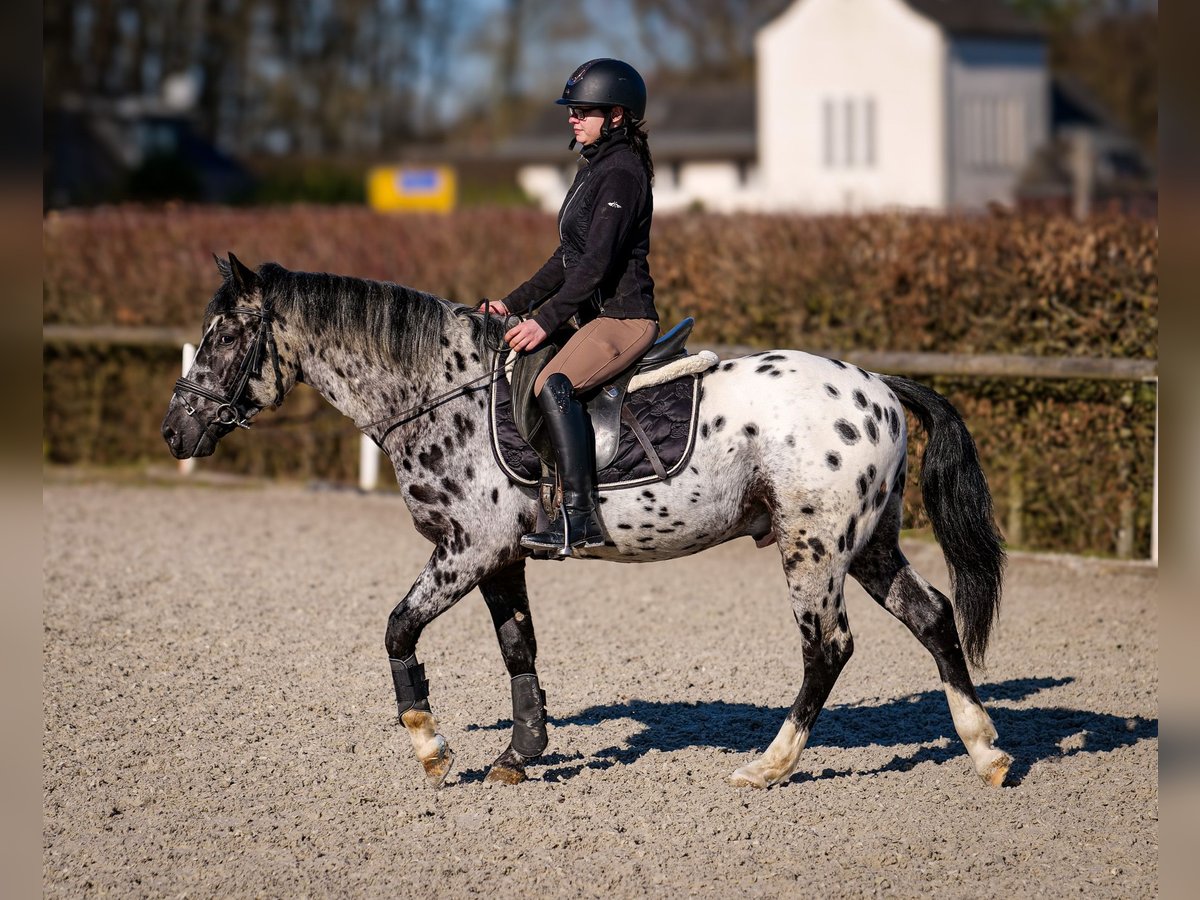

{"left": 500, "top": 130, "right": 657, "bottom": 336}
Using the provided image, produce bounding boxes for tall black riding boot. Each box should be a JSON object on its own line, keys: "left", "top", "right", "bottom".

{"left": 520, "top": 373, "right": 605, "bottom": 555}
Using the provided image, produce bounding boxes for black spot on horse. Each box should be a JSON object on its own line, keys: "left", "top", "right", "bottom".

{"left": 641, "top": 490, "right": 656, "bottom": 500}
{"left": 419, "top": 445, "right": 445, "bottom": 473}
{"left": 845, "top": 515, "right": 857, "bottom": 550}
{"left": 617, "top": 523, "right": 633, "bottom": 530}
{"left": 763, "top": 354, "right": 786, "bottom": 362}
{"left": 453, "top": 412, "right": 476, "bottom": 437}
{"left": 453, "top": 351, "right": 467, "bottom": 372}
{"left": 441, "top": 478, "right": 464, "bottom": 499}
{"left": 855, "top": 366, "right": 871, "bottom": 380}
{"left": 808, "top": 537, "right": 826, "bottom": 558}
{"left": 744, "top": 424, "right": 759, "bottom": 438}
{"left": 888, "top": 408, "right": 901, "bottom": 440}
{"left": 867, "top": 464, "right": 877, "bottom": 480}
{"left": 825, "top": 384, "right": 840, "bottom": 398}
{"left": 853, "top": 390, "right": 867, "bottom": 408}
{"left": 837, "top": 534, "right": 846, "bottom": 552}
{"left": 874, "top": 482, "right": 889, "bottom": 509}
{"left": 834, "top": 419, "right": 860, "bottom": 444}
{"left": 827, "top": 577, "right": 834, "bottom": 592}
{"left": 409, "top": 484, "right": 440, "bottom": 504}
{"left": 802, "top": 506, "right": 815, "bottom": 515}
{"left": 464, "top": 465, "right": 475, "bottom": 481}
{"left": 837, "top": 611, "right": 849, "bottom": 632}
{"left": 857, "top": 474, "right": 868, "bottom": 497}
{"left": 830, "top": 359, "right": 847, "bottom": 369}
{"left": 721, "top": 362, "right": 736, "bottom": 372}
{"left": 491, "top": 488, "right": 499, "bottom": 504}
{"left": 872, "top": 402, "right": 882, "bottom": 420}
{"left": 864, "top": 417, "right": 879, "bottom": 444}
{"left": 755, "top": 364, "right": 775, "bottom": 375}
{"left": 785, "top": 434, "right": 795, "bottom": 447}
{"left": 825, "top": 452, "right": 841, "bottom": 470}
{"left": 700, "top": 423, "right": 710, "bottom": 439}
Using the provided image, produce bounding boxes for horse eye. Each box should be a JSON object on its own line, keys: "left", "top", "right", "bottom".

{"left": 218, "top": 334, "right": 236, "bottom": 346}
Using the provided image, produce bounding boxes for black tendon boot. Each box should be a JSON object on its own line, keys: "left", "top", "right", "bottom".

{"left": 520, "top": 374, "right": 605, "bottom": 555}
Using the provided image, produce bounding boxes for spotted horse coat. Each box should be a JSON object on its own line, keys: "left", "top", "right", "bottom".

{"left": 162, "top": 256, "right": 1012, "bottom": 791}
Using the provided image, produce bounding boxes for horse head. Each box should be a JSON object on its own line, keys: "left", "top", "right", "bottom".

{"left": 162, "top": 253, "right": 297, "bottom": 459}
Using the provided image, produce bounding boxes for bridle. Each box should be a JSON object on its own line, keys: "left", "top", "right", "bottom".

{"left": 173, "top": 300, "right": 286, "bottom": 441}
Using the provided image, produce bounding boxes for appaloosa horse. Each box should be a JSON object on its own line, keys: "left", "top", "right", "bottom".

{"left": 162, "top": 254, "right": 1012, "bottom": 789}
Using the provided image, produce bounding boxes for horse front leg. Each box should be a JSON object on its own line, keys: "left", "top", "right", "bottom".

{"left": 478, "top": 560, "right": 548, "bottom": 785}
{"left": 384, "top": 553, "right": 474, "bottom": 788}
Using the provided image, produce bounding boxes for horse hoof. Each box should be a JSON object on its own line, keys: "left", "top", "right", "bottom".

{"left": 981, "top": 753, "right": 1013, "bottom": 787}
{"left": 485, "top": 765, "right": 527, "bottom": 785}
{"left": 728, "top": 767, "right": 768, "bottom": 789}
{"left": 421, "top": 743, "right": 455, "bottom": 788}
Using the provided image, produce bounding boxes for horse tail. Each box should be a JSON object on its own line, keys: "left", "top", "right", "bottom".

{"left": 881, "top": 375, "right": 1005, "bottom": 668}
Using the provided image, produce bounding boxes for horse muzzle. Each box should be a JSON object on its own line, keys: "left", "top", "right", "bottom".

{"left": 161, "top": 405, "right": 223, "bottom": 459}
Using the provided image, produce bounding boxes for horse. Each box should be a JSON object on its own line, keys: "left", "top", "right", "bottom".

{"left": 162, "top": 254, "right": 1012, "bottom": 790}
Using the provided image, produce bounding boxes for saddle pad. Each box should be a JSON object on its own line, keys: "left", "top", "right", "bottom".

{"left": 489, "top": 371, "right": 703, "bottom": 491}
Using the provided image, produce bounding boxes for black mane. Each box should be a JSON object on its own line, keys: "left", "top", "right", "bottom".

{"left": 221, "top": 263, "right": 504, "bottom": 364}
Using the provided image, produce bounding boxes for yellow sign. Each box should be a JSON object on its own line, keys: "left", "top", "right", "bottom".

{"left": 367, "top": 165, "right": 457, "bottom": 213}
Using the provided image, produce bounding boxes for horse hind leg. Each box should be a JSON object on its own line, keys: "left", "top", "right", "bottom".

{"left": 848, "top": 498, "right": 1012, "bottom": 786}
{"left": 730, "top": 540, "right": 854, "bottom": 789}
{"left": 478, "top": 560, "right": 548, "bottom": 785}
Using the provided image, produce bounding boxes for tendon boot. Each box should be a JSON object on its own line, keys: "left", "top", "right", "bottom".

{"left": 520, "top": 374, "right": 605, "bottom": 555}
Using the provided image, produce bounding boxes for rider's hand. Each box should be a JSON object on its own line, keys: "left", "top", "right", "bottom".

{"left": 481, "top": 299, "right": 510, "bottom": 316}
{"left": 505, "top": 318, "right": 548, "bottom": 353}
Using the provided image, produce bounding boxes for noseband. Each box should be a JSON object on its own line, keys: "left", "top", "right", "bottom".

{"left": 174, "top": 301, "right": 286, "bottom": 435}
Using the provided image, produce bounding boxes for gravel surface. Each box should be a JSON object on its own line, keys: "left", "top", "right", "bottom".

{"left": 43, "top": 479, "right": 1158, "bottom": 897}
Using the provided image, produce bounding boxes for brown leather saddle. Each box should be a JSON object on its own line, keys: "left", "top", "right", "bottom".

{"left": 507, "top": 317, "right": 696, "bottom": 477}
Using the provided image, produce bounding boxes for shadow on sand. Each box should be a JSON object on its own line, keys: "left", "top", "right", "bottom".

{"left": 459, "top": 676, "right": 1156, "bottom": 786}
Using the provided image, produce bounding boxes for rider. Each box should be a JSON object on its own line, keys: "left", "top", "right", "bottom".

{"left": 486, "top": 58, "right": 659, "bottom": 555}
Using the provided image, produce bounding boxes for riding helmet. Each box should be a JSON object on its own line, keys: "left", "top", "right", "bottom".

{"left": 556, "top": 58, "right": 647, "bottom": 123}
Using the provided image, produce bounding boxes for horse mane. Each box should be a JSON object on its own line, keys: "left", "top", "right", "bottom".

{"left": 251, "top": 263, "right": 504, "bottom": 364}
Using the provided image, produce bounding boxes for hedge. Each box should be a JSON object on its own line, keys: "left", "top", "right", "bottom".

{"left": 43, "top": 205, "right": 1157, "bottom": 557}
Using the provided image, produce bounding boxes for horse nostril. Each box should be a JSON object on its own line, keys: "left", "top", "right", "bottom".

{"left": 162, "top": 423, "right": 177, "bottom": 443}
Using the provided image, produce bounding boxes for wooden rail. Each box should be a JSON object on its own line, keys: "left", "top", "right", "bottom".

{"left": 44, "top": 326, "right": 1159, "bottom": 382}
{"left": 43, "top": 325, "right": 1159, "bottom": 563}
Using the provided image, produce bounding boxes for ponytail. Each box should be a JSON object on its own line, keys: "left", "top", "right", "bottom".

{"left": 627, "top": 121, "right": 655, "bottom": 184}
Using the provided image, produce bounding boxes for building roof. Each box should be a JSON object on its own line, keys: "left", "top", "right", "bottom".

{"left": 903, "top": 0, "right": 1045, "bottom": 40}
{"left": 493, "top": 83, "right": 757, "bottom": 164}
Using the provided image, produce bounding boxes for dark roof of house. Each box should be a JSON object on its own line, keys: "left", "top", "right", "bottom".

{"left": 903, "top": 0, "right": 1045, "bottom": 40}
{"left": 492, "top": 83, "right": 757, "bottom": 164}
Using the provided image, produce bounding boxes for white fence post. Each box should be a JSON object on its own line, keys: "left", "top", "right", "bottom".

{"left": 179, "top": 343, "right": 196, "bottom": 476}
{"left": 1152, "top": 378, "right": 1159, "bottom": 566}
{"left": 359, "top": 434, "right": 380, "bottom": 492}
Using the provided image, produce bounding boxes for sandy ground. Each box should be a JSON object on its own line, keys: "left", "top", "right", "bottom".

{"left": 43, "top": 478, "right": 1158, "bottom": 898}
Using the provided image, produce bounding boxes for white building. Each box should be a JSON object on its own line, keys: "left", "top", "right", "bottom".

{"left": 509, "top": 0, "right": 1070, "bottom": 214}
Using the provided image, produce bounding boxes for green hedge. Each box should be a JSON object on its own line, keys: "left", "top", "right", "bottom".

{"left": 43, "top": 206, "right": 1157, "bottom": 557}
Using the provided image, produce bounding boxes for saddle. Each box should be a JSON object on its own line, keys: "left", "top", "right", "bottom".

{"left": 509, "top": 317, "right": 707, "bottom": 473}
{"left": 488, "top": 317, "right": 717, "bottom": 502}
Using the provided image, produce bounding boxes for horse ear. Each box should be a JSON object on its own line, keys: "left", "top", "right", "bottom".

{"left": 214, "top": 253, "right": 232, "bottom": 280}
{"left": 227, "top": 252, "right": 260, "bottom": 293}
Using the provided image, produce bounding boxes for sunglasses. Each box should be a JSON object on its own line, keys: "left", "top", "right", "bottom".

{"left": 567, "top": 106, "right": 605, "bottom": 119}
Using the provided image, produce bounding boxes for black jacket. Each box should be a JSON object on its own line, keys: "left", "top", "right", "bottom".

{"left": 501, "top": 130, "right": 656, "bottom": 336}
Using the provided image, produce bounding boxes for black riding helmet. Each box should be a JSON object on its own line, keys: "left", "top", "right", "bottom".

{"left": 556, "top": 58, "right": 647, "bottom": 123}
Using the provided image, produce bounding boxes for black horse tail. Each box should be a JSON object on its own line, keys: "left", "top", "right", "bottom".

{"left": 882, "top": 375, "right": 1006, "bottom": 668}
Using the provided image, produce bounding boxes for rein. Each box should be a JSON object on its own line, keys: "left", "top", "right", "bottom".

{"left": 174, "top": 301, "right": 286, "bottom": 434}
{"left": 365, "top": 303, "right": 516, "bottom": 446}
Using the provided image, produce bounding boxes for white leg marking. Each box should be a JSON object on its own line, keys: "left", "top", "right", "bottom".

{"left": 729, "top": 719, "right": 809, "bottom": 789}
{"left": 943, "top": 684, "right": 1012, "bottom": 786}
{"left": 401, "top": 709, "right": 455, "bottom": 787}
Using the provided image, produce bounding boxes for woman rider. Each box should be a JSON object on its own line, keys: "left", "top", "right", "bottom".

{"left": 486, "top": 59, "right": 658, "bottom": 556}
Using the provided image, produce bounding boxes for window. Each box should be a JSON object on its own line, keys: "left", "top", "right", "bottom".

{"left": 961, "top": 96, "right": 1027, "bottom": 170}
{"left": 822, "top": 96, "right": 877, "bottom": 169}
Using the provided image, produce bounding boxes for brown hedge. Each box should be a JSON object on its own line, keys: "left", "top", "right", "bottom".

{"left": 43, "top": 206, "right": 1157, "bottom": 557}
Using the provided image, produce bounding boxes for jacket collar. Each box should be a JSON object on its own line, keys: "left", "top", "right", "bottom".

{"left": 579, "top": 128, "right": 630, "bottom": 164}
